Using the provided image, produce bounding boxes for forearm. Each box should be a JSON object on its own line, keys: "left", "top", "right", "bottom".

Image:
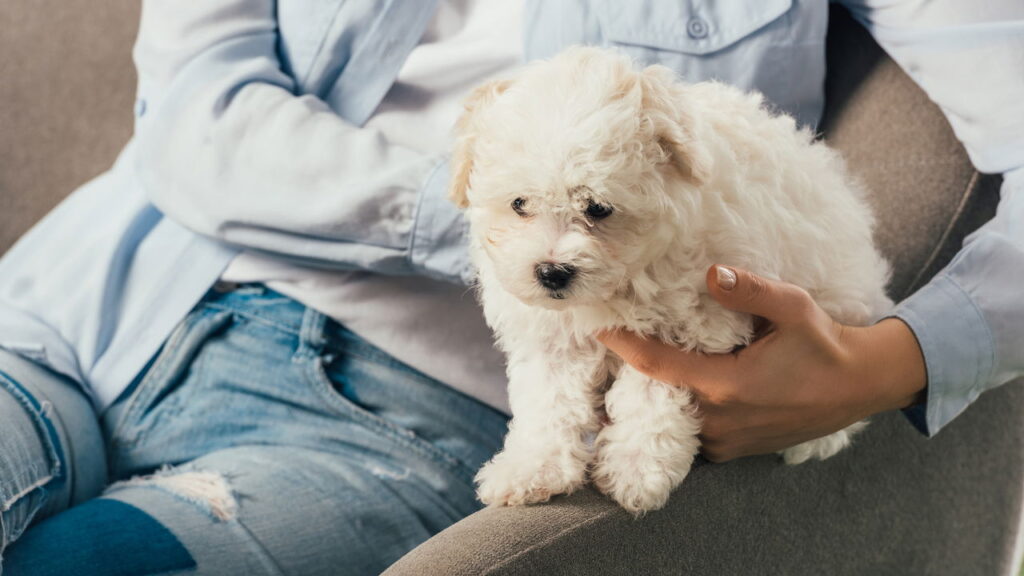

{"left": 845, "top": 318, "right": 927, "bottom": 417}
{"left": 133, "top": 0, "right": 471, "bottom": 283}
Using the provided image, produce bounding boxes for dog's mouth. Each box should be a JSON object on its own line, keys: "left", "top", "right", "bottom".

{"left": 521, "top": 288, "right": 575, "bottom": 310}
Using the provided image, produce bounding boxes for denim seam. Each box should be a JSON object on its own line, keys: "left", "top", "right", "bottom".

{"left": 321, "top": 345, "right": 505, "bottom": 439}
{"left": 3, "top": 488, "right": 49, "bottom": 547}
{"left": 299, "top": 306, "right": 329, "bottom": 353}
{"left": 111, "top": 310, "right": 235, "bottom": 452}
{"left": 0, "top": 477, "right": 50, "bottom": 515}
{"left": 0, "top": 371, "right": 64, "bottom": 552}
{"left": 109, "top": 318, "right": 196, "bottom": 452}
{"left": 124, "top": 341, "right": 215, "bottom": 451}
{"left": 326, "top": 337, "right": 437, "bottom": 379}
{"left": 110, "top": 314, "right": 194, "bottom": 443}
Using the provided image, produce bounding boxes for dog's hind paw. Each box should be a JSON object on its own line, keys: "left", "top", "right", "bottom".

{"left": 781, "top": 421, "right": 868, "bottom": 464}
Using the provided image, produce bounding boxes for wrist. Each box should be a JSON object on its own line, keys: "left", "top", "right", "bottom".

{"left": 845, "top": 318, "right": 927, "bottom": 415}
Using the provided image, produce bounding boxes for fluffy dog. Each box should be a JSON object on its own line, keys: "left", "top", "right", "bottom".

{"left": 449, "top": 47, "right": 891, "bottom": 514}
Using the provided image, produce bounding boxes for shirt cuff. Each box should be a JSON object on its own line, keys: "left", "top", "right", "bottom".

{"left": 891, "top": 274, "right": 995, "bottom": 437}
{"left": 409, "top": 159, "right": 475, "bottom": 285}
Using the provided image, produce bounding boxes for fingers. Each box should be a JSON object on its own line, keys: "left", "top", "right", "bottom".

{"left": 705, "top": 265, "right": 816, "bottom": 326}
{"left": 699, "top": 441, "right": 736, "bottom": 463}
{"left": 596, "top": 330, "right": 682, "bottom": 382}
{"left": 597, "top": 329, "right": 730, "bottom": 384}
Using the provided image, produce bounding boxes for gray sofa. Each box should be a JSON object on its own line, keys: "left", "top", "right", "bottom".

{"left": 1, "top": 3, "right": 1020, "bottom": 575}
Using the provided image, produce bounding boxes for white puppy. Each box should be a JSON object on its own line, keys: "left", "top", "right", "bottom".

{"left": 450, "top": 47, "right": 892, "bottom": 514}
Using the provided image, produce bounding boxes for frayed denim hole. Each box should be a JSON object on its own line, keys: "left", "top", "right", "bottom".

{"left": 1, "top": 485, "right": 49, "bottom": 549}
{"left": 106, "top": 467, "right": 237, "bottom": 523}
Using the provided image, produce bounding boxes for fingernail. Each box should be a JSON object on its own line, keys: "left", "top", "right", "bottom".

{"left": 716, "top": 266, "right": 736, "bottom": 290}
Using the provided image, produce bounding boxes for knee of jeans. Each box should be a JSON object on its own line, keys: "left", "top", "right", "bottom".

{"left": 0, "top": 498, "right": 196, "bottom": 576}
{"left": 0, "top": 377, "right": 65, "bottom": 553}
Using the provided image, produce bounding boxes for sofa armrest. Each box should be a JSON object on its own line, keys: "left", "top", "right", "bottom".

{"left": 386, "top": 388, "right": 1023, "bottom": 575}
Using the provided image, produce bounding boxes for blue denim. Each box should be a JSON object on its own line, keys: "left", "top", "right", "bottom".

{"left": 0, "top": 285, "right": 508, "bottom": 575}
{"left": 0, "top": 349, "right": 108, "bottom": 567}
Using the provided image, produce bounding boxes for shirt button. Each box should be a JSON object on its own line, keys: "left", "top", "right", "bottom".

{"left": 687, "top": 17, "right": 709, "bottom": 40}
{"left": 134, "top": 98, "right": 147, "bottom": 117}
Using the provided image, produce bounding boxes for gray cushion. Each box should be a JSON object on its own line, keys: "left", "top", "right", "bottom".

{"left": 818, "top": 8, "right": 1000, "bottom": 300}
{"left": 0, "top": 0, "right": 139, "bottom": 253}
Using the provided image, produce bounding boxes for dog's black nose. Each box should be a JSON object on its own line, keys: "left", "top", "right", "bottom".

{"left": 535, "top": 263, "right": 577, "bottom": 290}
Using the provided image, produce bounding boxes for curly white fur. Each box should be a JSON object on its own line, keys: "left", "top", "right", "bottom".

{"left": 450, "top": 47, "right": 892, "bottom": 514}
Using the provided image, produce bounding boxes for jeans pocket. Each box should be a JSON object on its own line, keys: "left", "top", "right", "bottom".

{"left": 108, "top": 308, "right": 236, "bottom": 450}
{"left": 303, "top": 351, "right": 479, "bottom": 486}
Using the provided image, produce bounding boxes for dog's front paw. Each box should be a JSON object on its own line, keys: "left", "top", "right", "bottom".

{"left": 781, "top": 421, "right": 868, "bottom": 465}
{"left": 592, "top": 449, "right": 691, "bottom": 515}
{"left": 475, "top": 449, "right": 586, "bottom": 507}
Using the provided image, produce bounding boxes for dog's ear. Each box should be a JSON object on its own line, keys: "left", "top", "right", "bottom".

{"left": 639, "top": 65, "right": 712, "bottom": 185}
{"left": 450, "top": 78, "right": 514, "bottom": 209}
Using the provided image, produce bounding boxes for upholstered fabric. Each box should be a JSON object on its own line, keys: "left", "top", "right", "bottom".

{"left": 818, "top": 9, "right": 1001, "bottom": 300}
{"left": 0, "top": 0, "right": 139, "bottom": 253}
{"left": 1, "top": 4, "right": 1019, "bottom": 575}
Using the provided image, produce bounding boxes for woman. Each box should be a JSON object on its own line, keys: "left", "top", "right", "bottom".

{"left": 1, "top": 1, "right": 1021, "bottom": 574}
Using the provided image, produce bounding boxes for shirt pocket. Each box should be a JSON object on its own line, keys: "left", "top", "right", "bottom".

{"left": 595, "top": 0, "right": 794, "bottom": 57}
{"left": 593, "top": 0, "right": 827, "bottom": 127}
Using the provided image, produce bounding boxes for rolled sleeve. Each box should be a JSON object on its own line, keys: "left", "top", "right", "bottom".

{"left": 892, "top": 275, "right": 995, "bottom": 436}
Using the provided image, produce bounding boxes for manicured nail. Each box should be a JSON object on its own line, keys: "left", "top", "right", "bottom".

{"left": 716, "top": 266, "right": 736, "bottom": 290}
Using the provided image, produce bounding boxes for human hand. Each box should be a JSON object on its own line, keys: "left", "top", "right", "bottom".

{"left": 598, "top": 265, "right": 926, "bottom": 462}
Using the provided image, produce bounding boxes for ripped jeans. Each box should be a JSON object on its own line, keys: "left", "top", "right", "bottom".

{"left": 0, "top": 285, "right": 508, "bottom": 575}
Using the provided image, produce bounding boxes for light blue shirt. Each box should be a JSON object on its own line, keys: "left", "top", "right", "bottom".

{"left": 0, "top": 0, "right": 1021, "bottom": 437}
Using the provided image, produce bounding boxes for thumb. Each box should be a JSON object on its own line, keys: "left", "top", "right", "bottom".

{"left": 706, "top": 265, "right": 815, "bottom": 326}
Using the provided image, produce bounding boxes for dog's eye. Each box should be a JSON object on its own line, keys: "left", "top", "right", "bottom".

{"left": 585, "top": 201, "right": 613, "bottom": 220}
{"left": 511, "top": 197, "right": 528, "bottom": 217}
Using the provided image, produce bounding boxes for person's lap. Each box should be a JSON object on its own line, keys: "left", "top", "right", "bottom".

{"left": 0, "top": 285, "right": 508, "bottom": 575}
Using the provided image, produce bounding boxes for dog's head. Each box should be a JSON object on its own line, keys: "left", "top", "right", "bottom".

{"left": 451, "top": 47, "right": 712, "bottom": 309}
